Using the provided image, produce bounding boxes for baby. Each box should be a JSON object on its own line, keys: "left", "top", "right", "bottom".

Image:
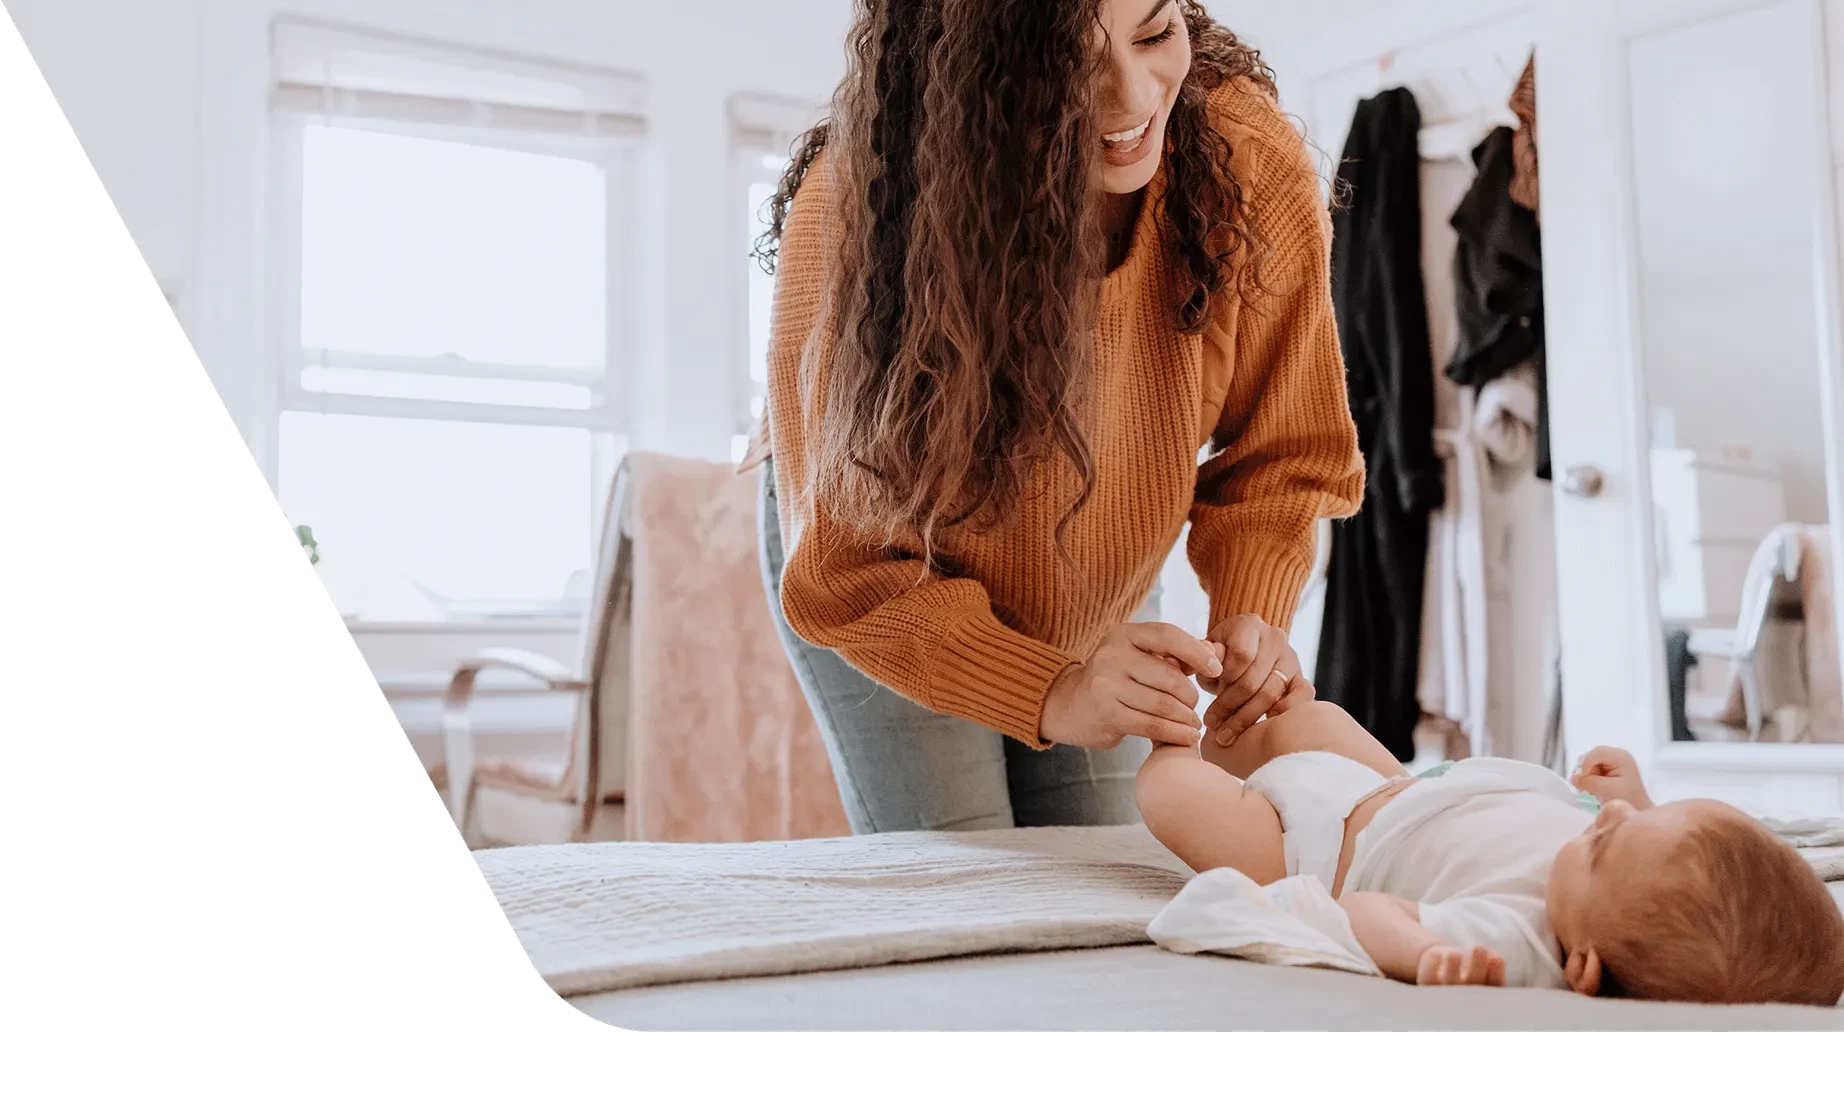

{"left": 1135, "top": 701, "right": 1844, "bottom": 1004}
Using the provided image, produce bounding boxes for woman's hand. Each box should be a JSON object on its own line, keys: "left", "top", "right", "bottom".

{"left": 1199, "top": 614, "right": 1313, "bottom": 746}
{"left": 1570, "top": 747, "right": 1655, "bottom": 810}
{"left": 1040, "top": 623, "right": 1223, "bottom": 750}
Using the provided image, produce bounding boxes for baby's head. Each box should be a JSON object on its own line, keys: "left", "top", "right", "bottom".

{"left": 1546, "top": 798, "right": 1844, "bottom": 1006}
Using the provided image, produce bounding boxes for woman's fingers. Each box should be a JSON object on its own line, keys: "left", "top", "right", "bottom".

{"left": 1263, "top": 677, "right": 1316, "bottom": 722}
{"left": 1205, "top": 631, "right": 1283, "bottom": 730}
{"left": 1188, "top": 643, "right": 1230, "bottom": 695}
{"left": 1115, "top": 705, "right": 1204, "bottom": 747}
{"left": 1206, "top": 643, "right": 1284, "bottom": 730}
{"left": 1125, "top": 623, "right": 1222, "bottom": 680}
{"left": 1225, "top": 628, "right": 1284, "bottom": 703}
{"left": 1130, "top": 656, "right": 1201, "bottom": 710}
{"left": 1117, "top": 681, "right": 1203, "bottom": 734}
{"left": 1210, "top": 620, "right": 1264, "bottom": 687}
{"left": 1213, "top": 669, "right": 1290, "bottom": 744}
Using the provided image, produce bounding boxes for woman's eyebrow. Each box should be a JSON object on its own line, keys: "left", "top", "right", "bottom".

{"left": 1137, "top": 0, "right": 1176, "bottom": 30}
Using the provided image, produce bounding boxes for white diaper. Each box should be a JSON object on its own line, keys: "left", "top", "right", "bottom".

{"left": 1244, "top": 752, "right": 1389, "bottom": 889}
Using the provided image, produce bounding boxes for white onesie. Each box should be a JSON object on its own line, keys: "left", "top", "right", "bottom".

{"left": 1345, "top": 758, "right": 1593, "bottom": 990}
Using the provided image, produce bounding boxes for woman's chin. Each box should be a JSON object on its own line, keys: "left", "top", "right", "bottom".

{"left": 1099, "top": 158, "right": 1161, "bottom": 197}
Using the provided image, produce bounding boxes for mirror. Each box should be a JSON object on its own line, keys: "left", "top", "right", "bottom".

{"left": 1628, "top": 0, "right": 1844, "bottom": 743}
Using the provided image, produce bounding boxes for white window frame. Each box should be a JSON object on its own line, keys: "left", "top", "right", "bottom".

{"left": 266, "top": 19, "right": 647, "bottom": 605}
{"left": 271, "top": 116, "right": 636, "bottom": 428}
{"left": 728, "top": 93, "right": 825, "bottom": 445}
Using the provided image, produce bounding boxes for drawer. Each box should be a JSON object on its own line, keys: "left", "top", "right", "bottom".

{"left": 1653, "top": 453, "right": 1786, "bottom": 545}
{"left": 1653, "top": 450, "right": 1787, "bottom": 623}
{"left": 1659, "top": 539, "right": 1758, "bottom": 624}
{"left": 1689, "top": 468, "right": 1788, "bottom": 543}
{"left": 1698, "top": 540, "right": 1760, "bottom": 624}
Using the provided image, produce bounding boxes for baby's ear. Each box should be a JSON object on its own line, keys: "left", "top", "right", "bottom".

{"left": 1564, "top": 947, "right": 1604, "bottom": 997}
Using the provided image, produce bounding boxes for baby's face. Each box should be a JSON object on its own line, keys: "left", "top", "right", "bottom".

{"left": 1545, "top": 798, "right": 1720, "bottom": 957}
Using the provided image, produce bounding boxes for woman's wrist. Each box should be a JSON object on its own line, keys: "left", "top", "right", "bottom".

{"left": 1037, "top": 661, "right": 1084, "bottom": 747}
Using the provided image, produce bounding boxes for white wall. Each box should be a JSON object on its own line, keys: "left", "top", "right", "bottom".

{"left": 1827, "top": 0, "right": 1844, "bottom": 525}
{"left": 4, "top": 0, "right": 200, "bottom": 290}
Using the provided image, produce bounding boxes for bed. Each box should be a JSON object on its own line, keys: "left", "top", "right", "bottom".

{"left": 476, "top": 825, "right": 1844, "bottom": 1032}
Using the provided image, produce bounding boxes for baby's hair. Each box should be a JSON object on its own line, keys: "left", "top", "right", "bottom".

{"left": 1595, "top": 804, "right": 1844, "bottom": 1006}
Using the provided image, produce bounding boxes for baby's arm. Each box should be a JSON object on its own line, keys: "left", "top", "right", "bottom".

{"left": 1339, "top": 893, "right": 1507, "bottom": 987}
{"left": 1135, "top": 745, "right": 1287, "bottom": 883}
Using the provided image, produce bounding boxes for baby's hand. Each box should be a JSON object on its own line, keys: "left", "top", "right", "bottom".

{"left": 1571, "top": 747, "right": 1654, "bottom": 810}
{"left": 1416, "top": 945, "right": 1506, "bottom": 987}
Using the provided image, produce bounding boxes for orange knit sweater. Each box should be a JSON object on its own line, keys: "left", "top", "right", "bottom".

{"left": 741, "top": 78, "right": 1364, "bottom": 745}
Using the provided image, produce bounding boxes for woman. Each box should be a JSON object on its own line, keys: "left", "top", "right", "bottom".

{"left": 740, "top": 0, "right": 1364, "bottom": 834}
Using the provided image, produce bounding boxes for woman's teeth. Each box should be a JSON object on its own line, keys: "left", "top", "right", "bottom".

{"left": 1103, "top": 118, "right": 1151, "bottom": 150}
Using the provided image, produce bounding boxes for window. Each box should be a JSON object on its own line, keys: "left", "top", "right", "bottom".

{"left": 733, "top": 152, "right": 788, "bottom": 464}
{"left": 269, "top": 20, "right": 644, "bottom": 621}
{"left": 728, "top": 94, "right": 823, "bottom": 464}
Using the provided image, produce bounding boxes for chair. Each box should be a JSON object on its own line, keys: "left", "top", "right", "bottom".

{"left": 438, "top": 462, "right": 634, "bottom": 848}
{"left": 1686, "top": 524, "right": 1807, "bottom": 740}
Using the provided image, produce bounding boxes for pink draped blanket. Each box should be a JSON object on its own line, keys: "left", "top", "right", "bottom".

{"left": 623, "top": 453, "right": 850, "bottom": 842}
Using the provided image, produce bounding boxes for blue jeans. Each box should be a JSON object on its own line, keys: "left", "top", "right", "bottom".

{"left": 757, "top": 467, "right": 1153, "bottom": 834}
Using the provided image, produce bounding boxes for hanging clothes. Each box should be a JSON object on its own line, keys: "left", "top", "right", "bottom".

{"left": 1317, "top": 88, "right": 1445, "bottom": 762}
{"left": 1417, "top": 370, "right": 1541, "bottom": 760}
{"left": 1508, "top": 53, "right": 1540, "bottom": 218}
{"left": 1447, "top": 125, "right": 1551, "bottom": 482}
{"left": 1505, "top": 54, "right": 1549, "bottom": 482}
{"left": 1414, "top": 158, "right": 1476, "bottom": 761}
{"left": 1416, "top": 133, "right": 1554, "bottom": 768}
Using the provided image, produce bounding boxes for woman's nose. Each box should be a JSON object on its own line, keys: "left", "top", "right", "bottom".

{"left": 1097, "top": 52, "right": 1157, "bottom": 121}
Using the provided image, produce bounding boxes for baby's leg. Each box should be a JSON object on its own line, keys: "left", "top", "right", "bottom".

{"left": 1134, "top": 744, "right": 1286, "bottom": 882}
{"left": 1205, "top": 701, "right": 1409, "bottom": 783}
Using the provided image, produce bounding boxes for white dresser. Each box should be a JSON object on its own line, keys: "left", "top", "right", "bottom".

{"left": 1651, "top": 448, "right": 1786, "bottom": 626}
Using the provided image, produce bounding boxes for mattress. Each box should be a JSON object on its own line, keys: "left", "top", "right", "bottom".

{"left": 476, "top": 825, "right": 1844, "bottom": 1032}
{"left": 575, "top": 943, "right": 1844, "bottom": 1032}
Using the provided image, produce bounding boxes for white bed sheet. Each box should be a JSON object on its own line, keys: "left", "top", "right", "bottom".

{"left": 575, "top": 942, "right": 1844, "bottom": 1032}
{"left": 476, "top": 826, "right": 1844, "bottom": 1032}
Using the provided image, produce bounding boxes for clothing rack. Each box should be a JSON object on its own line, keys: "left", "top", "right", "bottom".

{"left": 1420, "top": 107, "right": 1518, "bottom": 162}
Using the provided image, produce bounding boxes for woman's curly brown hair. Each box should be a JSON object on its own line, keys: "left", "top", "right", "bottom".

{"left": 754, "top": 0, "right": 1276, "bottom": 557}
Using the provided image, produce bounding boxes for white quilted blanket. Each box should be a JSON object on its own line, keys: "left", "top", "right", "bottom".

{"left": 475, "top": 825, "right": 1193, "bottom": 997}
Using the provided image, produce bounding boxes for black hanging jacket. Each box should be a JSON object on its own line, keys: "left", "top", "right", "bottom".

{"left": 1447, "top": 126, "right": 1551, "bottom": 480}
{"left": 1315, "top": 88, "right": 1444, "bottom": 762}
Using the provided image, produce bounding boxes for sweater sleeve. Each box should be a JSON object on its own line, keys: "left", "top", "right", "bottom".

{"left": 764, "top": 155, "right": 1079, "bottom": 745}
{"left": 1187, "top": 84, "right": 1365, "bottom": 634}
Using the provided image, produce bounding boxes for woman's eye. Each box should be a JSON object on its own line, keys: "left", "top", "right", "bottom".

{"left": 1138, "top": 22, "right": 1177, "bottom": 47}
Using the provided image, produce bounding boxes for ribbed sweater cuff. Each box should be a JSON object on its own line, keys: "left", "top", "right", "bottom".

{"left": 1207, "top": 547, "right": 1315, "bottom": 635}
{"left": 927, "top": 615, "right": 1080, "bottom": 749}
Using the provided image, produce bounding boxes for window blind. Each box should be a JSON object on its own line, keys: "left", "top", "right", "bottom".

{"left": 272, "top": 18, "right": 647, "bottom": 139}
{"left": 728, "top": 92, "right": 826, "bottom": 154}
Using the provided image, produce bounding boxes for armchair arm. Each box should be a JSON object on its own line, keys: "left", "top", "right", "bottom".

{"left": 441, "top": 649, "right": 588, "bottom": 839}
{"left": 451, "top": 648, "right": 588, "bottom": 691}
